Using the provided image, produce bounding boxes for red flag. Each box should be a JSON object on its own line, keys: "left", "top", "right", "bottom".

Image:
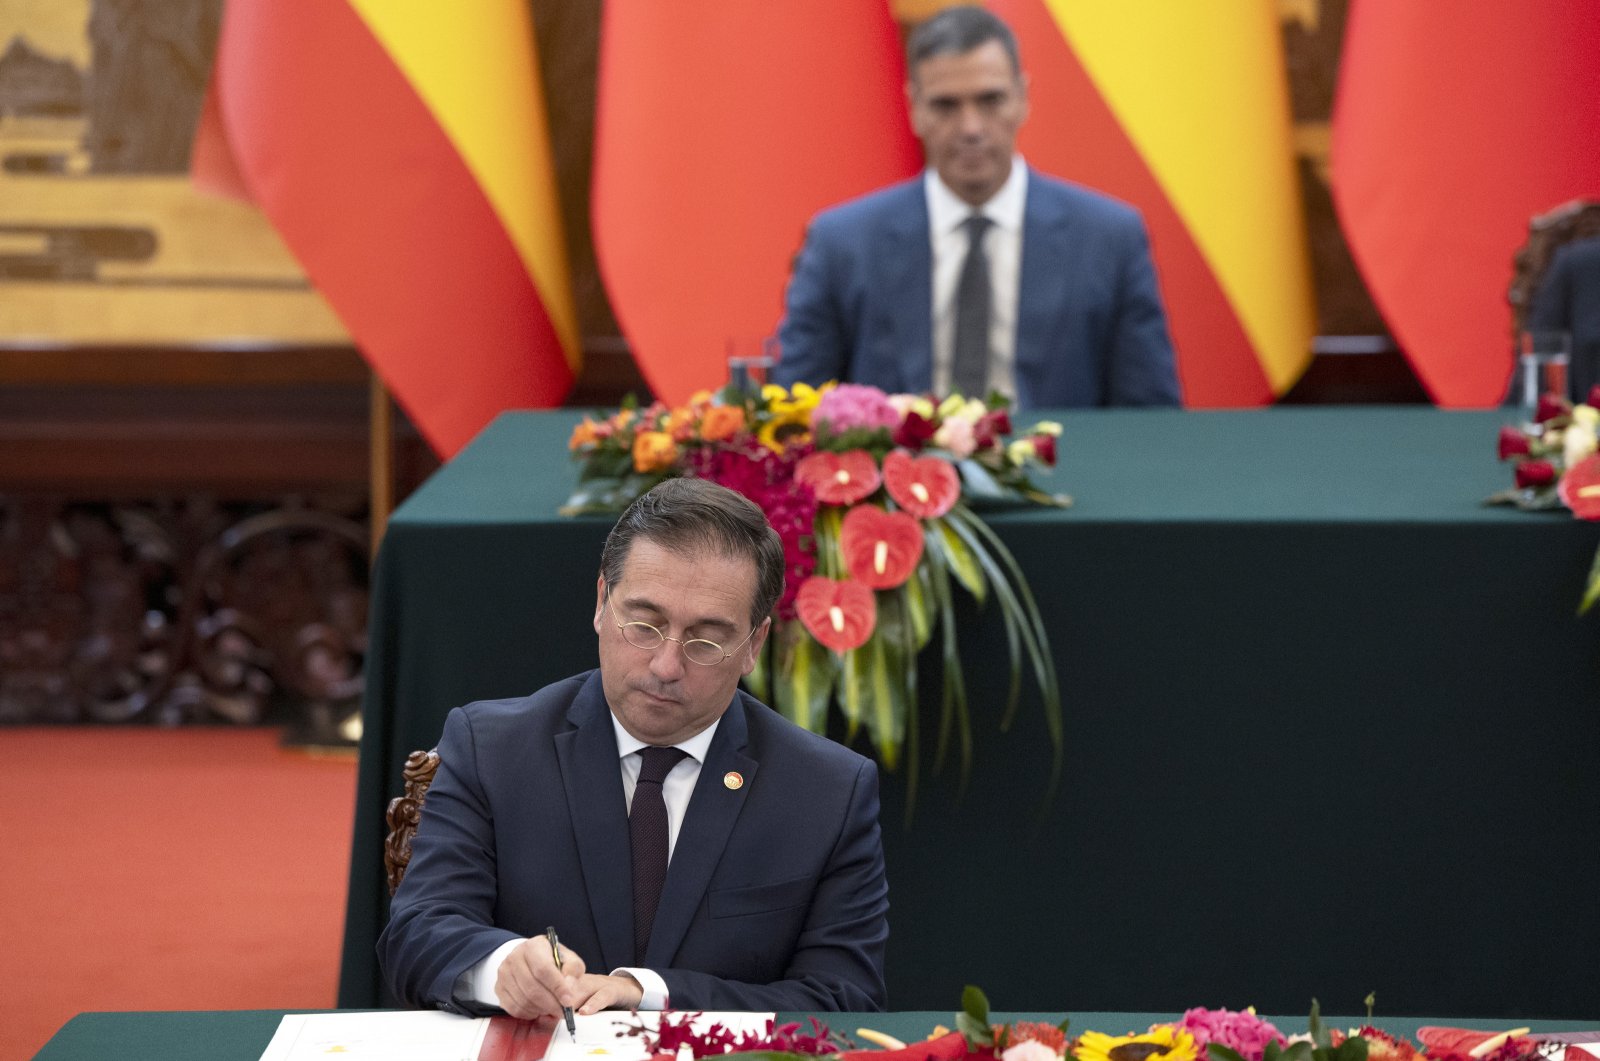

{"left": 592, "top": 1, "right": 922, "bottom": 405}
{"left": 194, "top": 1, "right": 579, "bottom": 458}
{"left": 1331, "top": 1, "right": 1600, "bottom": 406}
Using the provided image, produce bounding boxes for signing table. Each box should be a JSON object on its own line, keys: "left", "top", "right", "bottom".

{"left": 31, "top": 1011, "right": 1600, "bottom": 1061}
{"left": 339, "top": 409, "right": 1600, "bottom": 1018}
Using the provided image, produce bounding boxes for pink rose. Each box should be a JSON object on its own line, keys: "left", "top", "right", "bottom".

{"left": 933, "top": 415, "right": 977, "bottom": 458}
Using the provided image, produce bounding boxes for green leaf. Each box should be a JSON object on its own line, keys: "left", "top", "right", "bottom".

{"left": 771, "top": 619, "right": 838, "bottom": 734}
{"left": 1279, "top": 1044, "right": 1313, "bottom": 1061}
{"left": 1210, "top": 1046, "right": 1249, "bottom": 1061}
{"left": 1332, "top": 1040, "right": 1368, "bottom": 1061}
{"left": 1580, "top": 543, "right": 1600, "bottom": 614}
{"left": 1308, "top": 999, "right": 1327, "bottom": 1050}
{"left": 903, "top": 562, "right": 936, "bottom": 650}
{"left": 841, "top": 595, "right": 908, "bottom": 771}
{"left": 957, "top": 986, "right": 993, "bottom": 1047}
{"left": 932, "top": 517, "right": 987, "bottom": 602}
{"left": 944, "top": 506, "right": 1064, "bottom": 800}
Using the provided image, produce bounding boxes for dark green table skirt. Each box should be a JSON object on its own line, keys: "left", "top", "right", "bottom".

{"left": 338, "top": 409, "right": 1600, "bottom": 1019}
{"left": 33, "top": 1010, "right": 1600, "bottom": 1061}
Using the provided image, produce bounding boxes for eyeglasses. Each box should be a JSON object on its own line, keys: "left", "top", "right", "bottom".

{"left": 603, "top": 585, "right": 757, "bottom": 667}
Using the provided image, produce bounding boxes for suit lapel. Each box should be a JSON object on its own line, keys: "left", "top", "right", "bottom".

{"left": 1016, "top": 173, "right": 1074, "bottom": 402}
{"left": 553, "top": 673, "right": 634, "bottom": 972}
{"left": 644, "top": 696, "right": 756, "bottom": 967}
{"left": 880, "top": 185, "right": 934, "bottom": 392}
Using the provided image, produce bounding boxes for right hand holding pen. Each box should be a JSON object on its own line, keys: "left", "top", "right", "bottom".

{"left": 494, "top": 937, "right": 585, "bottom": 1020}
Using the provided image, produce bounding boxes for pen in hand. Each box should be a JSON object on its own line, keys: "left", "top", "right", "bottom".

{"left": 545, "top": 926, "right": 577, "bottom": 1037}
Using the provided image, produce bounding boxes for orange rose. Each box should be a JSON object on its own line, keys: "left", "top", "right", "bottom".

{"left": 700, "top": 405, "right": 746, "bottom": 442}
{"left": 568, "top": 417, "right": 600, "bottom": 450}
{"left": 632, "top": 430, "right": 678, "bottom": 472}
{"left": 665, "top": 407, "right": 696, "bottom": 440}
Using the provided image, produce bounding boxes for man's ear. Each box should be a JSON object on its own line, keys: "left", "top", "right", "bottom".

{"left": 739, "top": 616, "right": 773, "bottom": 677}
{"left": 593, "top": 575, "right": 606, "bottom": 635}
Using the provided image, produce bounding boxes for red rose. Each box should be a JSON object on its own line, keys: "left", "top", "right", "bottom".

{"left": 1032, "top": 432, "right": 1058, "bottom": 467}
{"left": 1535, "top": 393, "right": 1571, "bottom": 423}
{"left": 1515, "top": 459, "right": 1557, "bottom": 488}
{"left": 1496, "top": 425, "right": 1531, "bottom": 460}
{"left": 1587, "top": 385, "right": 1600, "bottom": 409}
{"left": 893, "top": 410, "right": 939, "bottom": 450}
{"left": 972, "top": 409, "right": 1012, "bottom": 450}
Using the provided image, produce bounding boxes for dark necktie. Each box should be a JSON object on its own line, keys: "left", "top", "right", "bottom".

{"left": 952, "top": 214, "right": 993, "bottom": 398}
{"left": 630, "top": 745, "right": 688, "bottom": 963}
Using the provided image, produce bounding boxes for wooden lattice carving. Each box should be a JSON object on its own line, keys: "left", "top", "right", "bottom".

{"left": 384, "top": 748, "right": 441, "bottom": 896}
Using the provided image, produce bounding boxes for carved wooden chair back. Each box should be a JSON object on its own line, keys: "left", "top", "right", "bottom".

{"left": 1510, "top": 199, "right": 1600, "bottom": 337}
{"left": 384, "top": 748, "right": 441, "bottom": 896}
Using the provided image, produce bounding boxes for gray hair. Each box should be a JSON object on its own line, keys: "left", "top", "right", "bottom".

{"left": 907, "top": 5, "right": 1022, "bottom": 79}
{"left": 599, "top": 477, "right": 784, "bottom": 628}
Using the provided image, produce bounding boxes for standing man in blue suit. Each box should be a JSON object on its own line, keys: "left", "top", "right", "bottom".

{"left": 379, "top": 479, "right": 888, "bottom": 1017}
{"left": 773, "top": 5, "right": 1180, "bottom": 408}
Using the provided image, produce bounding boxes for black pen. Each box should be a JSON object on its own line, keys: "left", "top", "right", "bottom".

{"left": 545, "top": 925, "right": 577, "bottom": 1037}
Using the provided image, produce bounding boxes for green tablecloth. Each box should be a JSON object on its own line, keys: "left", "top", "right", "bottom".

{"left": 339, "top": 409, "right": 1600, "bottom": 1018}
{"left": 33, "top": 1009, "right": 1600, "bottom": 1061}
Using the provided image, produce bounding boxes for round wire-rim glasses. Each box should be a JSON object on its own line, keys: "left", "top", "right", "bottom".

{"left": 603, "top": 584, "right": 757, "bottom": 666}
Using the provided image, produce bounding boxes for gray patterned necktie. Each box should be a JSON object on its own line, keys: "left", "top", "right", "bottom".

{"left": 952, "top": 214, "right": 993, "bottom": 398}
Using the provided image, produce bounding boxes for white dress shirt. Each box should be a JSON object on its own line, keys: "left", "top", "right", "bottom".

{"left": 927, "top": 155, "right": 1029, "bottom": 400}
{"left": 458, "top": 715, "right": 721, "bottom": 1012}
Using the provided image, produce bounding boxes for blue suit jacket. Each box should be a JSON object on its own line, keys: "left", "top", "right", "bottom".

{"left": 377, "top": 671, "right": 889, "bottom": 1013}
{"left": 773, "top": 171, "right": 1180, "bottom": 407}
{"left": 1530, "top": 236, "right": 1600, "bottom": 402}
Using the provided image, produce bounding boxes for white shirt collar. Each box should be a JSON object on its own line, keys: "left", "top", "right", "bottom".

{"left": 924, "top": 154, "right": 1028, "bottom": 237}
{"left": 610, "top": 709, "right": 721, "bottom": 765}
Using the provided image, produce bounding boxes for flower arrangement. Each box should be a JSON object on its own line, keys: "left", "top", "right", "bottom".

{"left": 1490, "top": 388, "right": 1600, "bottom": 611}
{"left": 620, "top": 989, "right": 1574, "bottom": 1061}
{"left": 564, "top": 382, "right": 1068, "bottom": 796}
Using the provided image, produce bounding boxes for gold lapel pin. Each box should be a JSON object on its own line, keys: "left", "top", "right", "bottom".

{"left": 723, "top": 771, "right": 744, "bottom": 790}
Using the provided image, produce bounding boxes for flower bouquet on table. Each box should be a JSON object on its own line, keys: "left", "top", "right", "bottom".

{"left": 562, "top": 382, "right": 1068, "bottom": 800}
{"left": 1490, "top": 387, "right": 1600, "bottom": 611}
{"left": 616, "top": 988, "right": 1583, "bottom": 1061}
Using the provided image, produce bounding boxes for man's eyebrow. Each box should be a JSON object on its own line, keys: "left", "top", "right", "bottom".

{"left": 618, "top": 594, "right": 738, "bottom": 633}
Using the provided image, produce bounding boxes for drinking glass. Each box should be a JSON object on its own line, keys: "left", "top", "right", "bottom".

{"left": 1517, "top": 329, "right": 1572, "bottom": 410}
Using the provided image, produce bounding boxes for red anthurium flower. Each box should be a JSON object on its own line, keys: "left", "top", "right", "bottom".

{"left": 1497, "top": 425, "right": 1531, "bottom": 460}
{"left": 794, "top": 576, "right": 876, "bottom": 653}
{"left": 839, "top": 505, "right": 924, "bottom": 589}
{"left": 794, "top": 450, "right": 881, "bottom": 505}
{"left": 1559, "top": 454, "right": 1600, "bottom": 520}
{"left": 1516, "top": 458, "right": 1557, "bottom": 488}
{"left": 1033, "top": 432, "right": 1058, "bottom": 467}
{"left": 1535, "top": 393, "right": 1571, "bottom": 423}
{"left": 883, "top": 449, "right": 960, "bottom": 518}
{"left": 892, "top": 409, "right": 939, "bottom": 451}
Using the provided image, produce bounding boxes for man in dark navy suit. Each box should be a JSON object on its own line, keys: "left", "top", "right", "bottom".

{"left": 1530, "top": 235, "right": 1600, "bottom": 402}
{"left": 379, "top": 479, "right": 888, "bottom": 1017}
{"left": 774, "top": 5, "right": 1179, "bottom": 408}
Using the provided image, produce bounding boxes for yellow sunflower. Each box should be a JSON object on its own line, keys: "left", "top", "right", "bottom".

{"left": 756, "top": 382, "right": 831, "bottom": 452}
{"left": 1073, "top": 1027, "right": 1197, "bottom": 1061}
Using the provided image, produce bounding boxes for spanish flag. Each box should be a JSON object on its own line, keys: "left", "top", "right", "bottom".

{"left": 989, "top": 0, "right": 1315, "bottom": 406}
{"left": 592, "top": 1, "right": 922, "bottom": 405}
{"left": 193, "top": 1, "right": 579, "bottom": 458}
{"left": 1331, "top": 0, "right": 1600, "bottom": 406}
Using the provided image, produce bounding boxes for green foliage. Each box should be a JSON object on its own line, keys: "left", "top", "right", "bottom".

{"left": 957, "top": 985, "right": 994, "bottom": 1049}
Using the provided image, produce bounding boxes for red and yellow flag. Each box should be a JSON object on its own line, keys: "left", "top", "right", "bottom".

{"left": 989, "top": 0, "right": 1315, "bottom": 406}
{"left": 1331, "top": 1, "right": 1600, "bottom": 406}
{"left": 592, "top": 1, "right": 922, "bottom": 405}
{"left": 193, "top": 1, "right": 578, "bottom": 458}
